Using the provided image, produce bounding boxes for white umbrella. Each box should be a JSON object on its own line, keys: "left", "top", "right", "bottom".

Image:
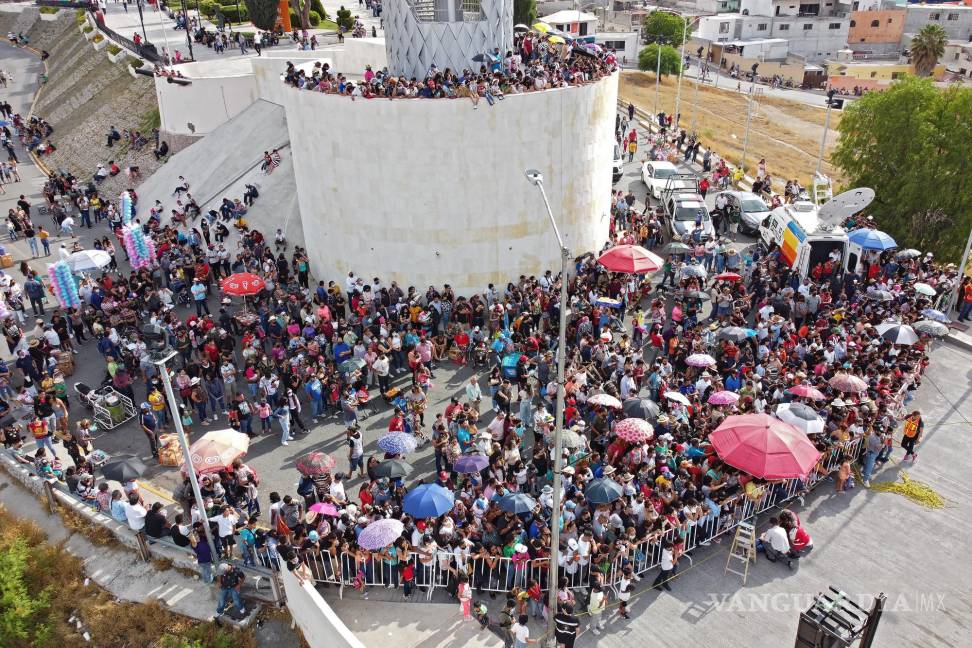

{"left": 664, "top": 391, "right": 691, "bottom": 406}
{"left": 588, "top": 393, "right": 622, "bottom": 408}
{"left": 912, "top": 283, "right": 936, "bottom": 297}
{"left": 67, "top": 249, "right": 112, "bottom": 272}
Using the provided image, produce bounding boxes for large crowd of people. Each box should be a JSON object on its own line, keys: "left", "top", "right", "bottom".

{"left": 0, "top": 89, "right": 957, "bottom": 637}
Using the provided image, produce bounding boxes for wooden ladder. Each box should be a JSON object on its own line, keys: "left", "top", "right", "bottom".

{"left": 724, "top": 522, "right": 757, "bottom": 584}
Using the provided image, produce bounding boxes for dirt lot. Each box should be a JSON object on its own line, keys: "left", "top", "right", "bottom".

{"left": 620, "top": 71, "right": 845, "bottom": 188}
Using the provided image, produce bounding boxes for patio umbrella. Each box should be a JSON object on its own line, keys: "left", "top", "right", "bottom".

{"left": 357, "top": 519, "right": 405, "bottom": 550}
{"left": 377, "top": 432, "right": 418, "bottom": 455}
{"left": 338, "top": 357, "right": 366, "bottom": 374}
{"left": 664, "top": 391, "right": 691, "bottom": 406}
{"left": 613, "top": 418, "right": 653, "bottom": 444}
{"left": 912, "top": 319, "right": 949, "bottom": 337}
{"left": 403, "top": 484, "right": 455, "bottom": 518}
{"left": 295, "top": 451, "right": 337, "bottom": 476}
{"left": 849, "top": 228, "right": 897, "bottom": 251}
{"left": 709, "top": 414, "right": 821, "bottom": 479}
{"left": 788, "top": 384, "right": 826, "bottom": 400}
{"left": 686, "top": 353, "right": 716, "bottom": 367}
{"left": 866, "top": 288, "right": 893, "bottom": 302}
{"left": 187, "top": 429, "right": 249, "bottom": 474}
{"left": 499, "top": 493, "right": 537, "bottom": 514}
{"left": 372, "top": 459, "right": 413, "bottom": 479}
{"left": 912, "top": 283, "right": 936, "bottom": 297}
{"left": 588, "top": 393, "right": 622, "bottom": 409}
{"left": 717, "top": 326, "right": 753, "bottom": 342}
{"left": 513, "top": 23, "right": 530, "bottom": 32}
{"left": 597, "top": 245, "right": 663, "bottom": 274}
{"left": 775, "top": 403, "right": 825, "bottom": 435}
{"left": 876, "top": 323, "right": 919, "bottom": 346}
{"left": 663, "top": 241, "right": 693, "bottom": 254}
{"left": 896, "top": 249, "right": 921, "bottom": 260}
{"left": 584, "top": 478, "right": 624, "bottom": 504}
{"left": 67, "top": 249, "right": 111, "bottom": 273}
{"left": 708, "top": 390, "right": 740, "bottom": 406}
{"left": 454, "top": 454, "right": 490, "bottom": 474}
{"left": 920, "top": 308, "right": 950, "bottom": 323}
{"left": 100, "top": 455, "right": 148, "bottom": 482}
{"left": 622, "top": 397, "right": 660, "bottom": 421}
{"left": 595, "top": 297, "right": 623, "bottom": 309}
{"left": 681, "top": 264, "right": 707, "bottom": 278}
{"left": 714, "top": 271, "right": 742, "bottom": 282}
{"left": 220, "top": 272, "right": 266, "bottom": 296}
{"left": 561, "top": 428, "right": 584, "bottom": 448}
{"left": 309, "top": 502, "right": 339, "bottom": 517}
{"left": 828, "top": 373, "right": 868, "bottom": 393}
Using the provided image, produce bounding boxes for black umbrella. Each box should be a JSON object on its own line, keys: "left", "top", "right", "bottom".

{"left": 471, "top": 53, "right": 486, "bottom": 62}
{"left": 717, "top": 326, "right": 750, "bottom": 342}
{"left": 584, "top": 478, "right": 624, "bottom": 505}
{"left": 622, "top": 397, "right": 660, "bottom": 421}
{"left": 372, "top": 459, "right": 413, "bottom": 479}
{"left": 571, "top": 45, "right": 597, "bottom": 58}
{"left": 101, "top": 456, "right": 149, "bottom": 483}
{"left": 499, "top": 493, "right": 537, "bottom": 514}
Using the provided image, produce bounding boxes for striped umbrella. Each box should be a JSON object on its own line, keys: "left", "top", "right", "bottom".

{"left": 876, "top": 322, "right": 919, "bottom": 346}
{"left": 775, "top": 403, "right": 825, "bottom": 435}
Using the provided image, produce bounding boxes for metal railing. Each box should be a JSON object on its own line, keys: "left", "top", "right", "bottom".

{"left": 88, "top": 9, "right": 162, "bottom": 63}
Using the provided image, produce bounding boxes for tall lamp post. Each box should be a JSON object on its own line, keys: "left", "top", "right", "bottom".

{"left": 154, "top": 1, "right": 173, "bottom": 65}
{"left": 524, "top": 169, "right": 569, "bottom": 648}
{"left": 814, "top": 88, "right": 837, "bottom": 179}
{"left": 739, "top": 63, "right": 758, "bottom": 175}
{"left": 149, "top": 340, "right": 219, "bottom": 564}
{"left": 673, "top": 13, "right": 689, "bottom": 126}
{"left": 182, "top": 3, "right": 195, "bottom": 60}
{"left": 653, "top": 37, "right": 662, "bottom": 116}
{"left": 136, "top": 0, "right": 148, "bottom": 42}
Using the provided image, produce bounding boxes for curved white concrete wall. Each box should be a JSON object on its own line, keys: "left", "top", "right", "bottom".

{"left": 277, "top": 73, "right": 618, "bottom": 295}
{"left": 155, "top": 58, "right": 258, "bottom": 136}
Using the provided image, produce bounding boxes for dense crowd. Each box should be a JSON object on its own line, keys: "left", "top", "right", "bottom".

{"left": 0, "top": 95, "right": 956, "bottom": 638}
{"left": 282, "top": 29, "right": 618, "bottom": 106}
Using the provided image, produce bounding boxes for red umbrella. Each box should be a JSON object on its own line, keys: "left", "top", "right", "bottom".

{"left": 714, "top": 271, "right": 742, "bottom": 282}
{"left": 788, "top": 384, "right": 826, "bottom": 400}
{"left": 220, "top": 272, "right": 266, "bottom": 296}
{"left": 828, "top": 373, "right": 868, "bottom": 393}
{"left": 597, "top": 245, "right": 663, "bottom": 274}
{"left": 708, "top": 414, "right": 821, "bottom": 479}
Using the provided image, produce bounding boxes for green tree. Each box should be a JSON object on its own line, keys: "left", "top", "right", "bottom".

{"left": 513, "top": 0, "right": 536, "bottom": 26}
{"left": 641, "top": 11, "right": 689, "bottom": 47}
{"left": 244, "top": 0, "right": 278, "bottom": 30}
{"left": 637, "top": 43, "right": 682, "bottom": 76}
{"left": 0, "top": 538, "right": 52, "bottom": 644}
{"left": 908, "top": 24, "right": 947, "bottom": 77}
{"left": 336, "top": 4, "right": 354, "bottom": 31}
{"left": 831, "top": 76, "right": 972, "bottom": 262}
{"left": 289, "top": 0, "right": 311, "bottom": 30}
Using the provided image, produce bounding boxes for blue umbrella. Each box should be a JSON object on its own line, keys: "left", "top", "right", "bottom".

{"left": 920, "top": 308, "right": 950, "bottom": 323}
{"left": 403, "top": 483, "right": 455, "bottom": 518}
{"left": 377, "top": 432, "right": 418, "bottom": 455}
{"left": 499, "top": 492, "right": 537, "bottom": 514}
{"left": 849, "top": 228, "right": 897, "bottom": 251}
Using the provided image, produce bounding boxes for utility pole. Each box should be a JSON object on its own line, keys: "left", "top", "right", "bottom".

{"left": 136, "top": 0, "right": 148, "bottom": 42}
{"left": 654, "top": 38, "right": 661, "bottom": 116}
{"left": 673, "top": 14, "right": 688, "bottom": 126}
{"left": 182, "top": 3, "right": 194, "bottom": 60}
{"left": 690, "top": 47, "right": 703, "bottom": 134}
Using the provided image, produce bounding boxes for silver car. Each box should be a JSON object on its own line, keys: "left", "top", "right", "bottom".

{"left": 715, "top": 190, "right": 771, "bottom": 234}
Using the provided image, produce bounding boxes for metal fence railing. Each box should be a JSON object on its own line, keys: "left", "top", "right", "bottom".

{"left": 89, "top": 10, "right": 162, "bottom": 64}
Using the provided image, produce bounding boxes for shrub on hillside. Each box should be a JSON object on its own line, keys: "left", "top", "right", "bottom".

{"left": 308, "top": 10, "right": 321, "bottom": 26}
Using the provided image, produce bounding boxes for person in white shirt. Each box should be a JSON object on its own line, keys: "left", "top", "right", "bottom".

{"left": 651, "top": 539, "right": 676, "bottom": 591}
{"left": 215, "top": 506, "right": 240, "bottom": 558}
{"left": 329, "top": 473, "right": 347, "bottom": 504}
{"left": 512, "top": 614, "right": 536, "bottom": 646}
{"left": 620, "top": 371, "right": 638, "bottom": 399}
{"left": 465, "top": 377, "right": 482, "bottom": 405}
{"left": 122, "top": 493, "right": 147, "bottom": 532}
{"left": 759, "top": 516, "right": 790, "bottom": 562}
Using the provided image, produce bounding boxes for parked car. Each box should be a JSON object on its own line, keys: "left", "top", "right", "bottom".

{"left": 641, "top": 160, "right": 695, "bottom": 200}
{"left": 714, "top": 190, "right": 771, "bottom": 235}
{"left": 664, "top": 193, "right": 715, "bottom": 241}
{"left": 613, "top": 144, "right": 623, "bottom": 183}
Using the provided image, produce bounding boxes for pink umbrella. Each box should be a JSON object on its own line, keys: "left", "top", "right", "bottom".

{"left": 788, "top": 384, "right": 826, "bottom": 400}
{"left": 708, "top": 390, "right": 740, "bottom": 406}
{"left": 686, "top": 353, "right": 716, "bottom": 367}
{"left": 708, "top": 414, "right": 822, "bottom": 479}
{"left": 613, "top": 418, "right": 654, "bottom": 444}
{"left": 588, "top": 393, "right": 622, "bottom": 408}
{"left": 597, "top": 245, "right": 663, "bottom": 274}
{"left": 828, "top": 373, "right": 868, "bottom": 393}
{"left": 309, "top": 502, "right": 339, "bottom": 517}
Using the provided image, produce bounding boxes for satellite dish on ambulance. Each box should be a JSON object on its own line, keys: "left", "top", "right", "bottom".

{"left": 817, "top": 188, "right": 875, "bottom": 227}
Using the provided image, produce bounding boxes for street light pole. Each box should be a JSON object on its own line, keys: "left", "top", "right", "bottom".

{"left": 156, "top": 351, "right": 219, "bottom": 563}
{"left": 740, "top": 72, "right": 756, "bottom": 174}
{"left": 182, "top": 4, "right": 195, "bottom": 60}
{"left": 673, "top": 14, "right": 688, "bottom": 126}
{"left": 690, "top": 54, "right": 701, "bottom": 134}
{"left": 154, "top": 1, "right": 173, "bottom": 64}
{"left": 654, "top": 39, "right": 661, "bottom": 116}
{"left": 524, "top": 169, "right": 569, "bottom": 648}
{"left": 814, "top": 89, "right": 836, "bottom": 179}
{"left": 136, "top": 0, "right": 148, "bottom": 42}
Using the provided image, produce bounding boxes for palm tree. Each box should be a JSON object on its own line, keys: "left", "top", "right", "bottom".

{"left": 909, "top": 24, "right": 947, "bottom": 77}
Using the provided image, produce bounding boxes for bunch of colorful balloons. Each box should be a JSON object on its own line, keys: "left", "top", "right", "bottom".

{"left": 47, "top": 260, "right": 81, "bottom": 309}
{"left": 122, "top": 223, "right": 156, "bottom": 269}
{"left": 120, "top": 191, "right": 135, "bottom": 224}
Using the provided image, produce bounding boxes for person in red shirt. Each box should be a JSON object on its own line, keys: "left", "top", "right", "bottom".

{"left": 388, "top": 408, "right": 405, "bottom": 433}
